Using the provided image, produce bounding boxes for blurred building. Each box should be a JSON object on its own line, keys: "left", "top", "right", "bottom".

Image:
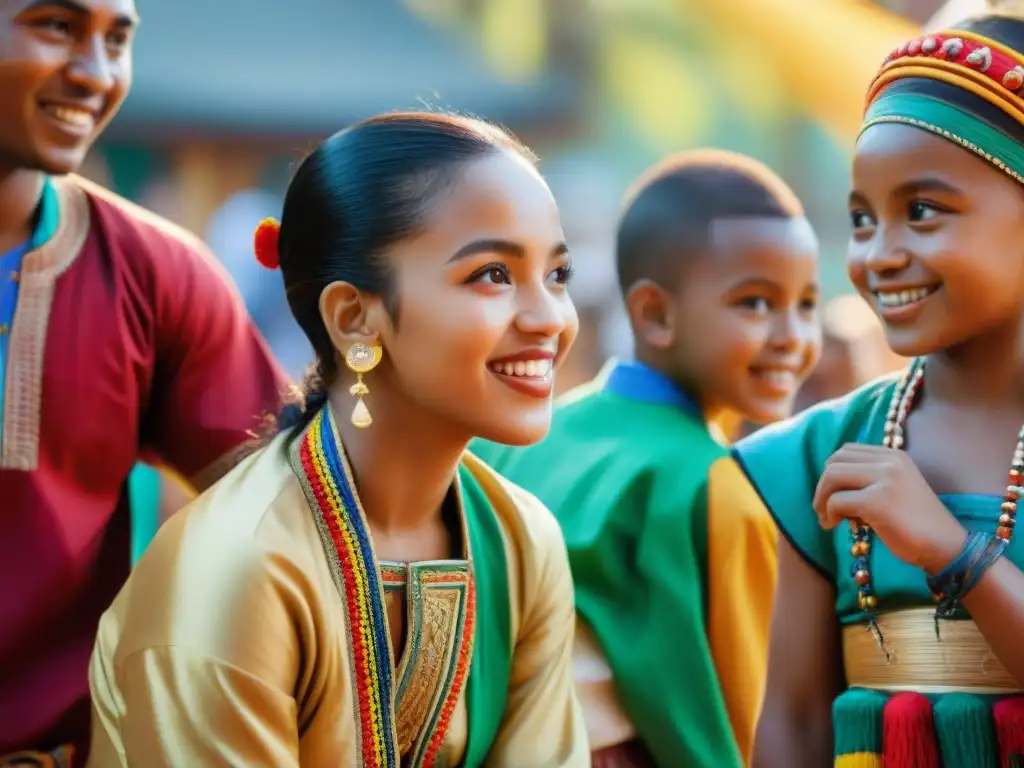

{"left": 83, "top": 0, "right": 948, "bottom": 387}
{"left": 92, "top": 0, "right": 582, "bottom": 232}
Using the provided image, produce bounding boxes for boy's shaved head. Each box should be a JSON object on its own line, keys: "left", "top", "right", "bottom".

{"left": 617, "top": 149, "right": 820, "bottom": 426}
{"left": 615, "top": 149, "right": 804, "bottom": 294}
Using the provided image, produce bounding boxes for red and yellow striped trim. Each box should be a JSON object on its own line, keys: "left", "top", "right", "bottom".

{"left": 292, "top": 407, "right": 476, "bottom": 766}
{"left": 297, "top": 409, "right": 397, "bottom": 766}
{"left": 868, "top": 31, "right": 1024, "bottom": 126}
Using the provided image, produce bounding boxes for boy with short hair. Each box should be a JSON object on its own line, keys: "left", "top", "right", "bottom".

{"left": 472, "top": 149, "right": 822, "bottom": 767}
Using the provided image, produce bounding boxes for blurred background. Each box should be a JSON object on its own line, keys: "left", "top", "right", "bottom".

{"left": 85, "top": 0, "right": 970, "bottom": 394}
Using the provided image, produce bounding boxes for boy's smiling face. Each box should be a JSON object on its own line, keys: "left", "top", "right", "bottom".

{"left": 666, "top": 216, "right": 822, "bottom": 424}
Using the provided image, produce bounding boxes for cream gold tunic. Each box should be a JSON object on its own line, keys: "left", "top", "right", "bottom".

{"left": 87, "top": 412, "right": 588, "bottom": 767}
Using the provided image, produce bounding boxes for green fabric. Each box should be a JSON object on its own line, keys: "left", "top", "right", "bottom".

{"left": 471, "top": 382, "right": 740, "bottom": 768}
{"left": 460, "top": 462, "right": 512, "bottom": 768}
{"left": 832, "top": 689, "right": 1005, "bottom": 764}
{"left": 734, "top": 373, "right": 1024, "bottom": 625}
{"left": 863, "top": 92, "right": 1024, "bottom": 181}
{"left": 33, "top": 179, "right": 60, "bottom": 248}
{"left": 833, "top": 689, "right": 886, "bottom": 756}
{"left": 128, "top": 463, "right": 161, "bottom": 565}
{"left": 933, "top": 694, "right": 999, "bottom": 768}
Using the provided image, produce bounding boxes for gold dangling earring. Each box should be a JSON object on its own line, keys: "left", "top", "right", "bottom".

{"left": 345, "top": 342, "right": 382, "bottom": 428}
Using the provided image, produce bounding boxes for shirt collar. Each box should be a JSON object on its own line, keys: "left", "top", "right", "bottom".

{"left": 602, "top": 359, "right": 702, "bottom": 417}
{"left": 31, "top": 178, "right": 60, "bottom": 250}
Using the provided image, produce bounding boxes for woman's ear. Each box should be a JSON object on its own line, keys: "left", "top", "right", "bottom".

{"left": 319, "top": 281, "right": 381, "bottom": 352}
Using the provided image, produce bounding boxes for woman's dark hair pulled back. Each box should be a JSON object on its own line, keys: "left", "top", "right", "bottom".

{"left": 881, "top": 15, "right": 1024, "bottom": 144}
{"left": 275, "top": 111, "right": 537, "bottom": 434}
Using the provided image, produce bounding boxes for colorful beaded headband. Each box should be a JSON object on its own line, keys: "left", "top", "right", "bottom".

{"left": 862, "top": 30, "right": 1024, "bottom": 185}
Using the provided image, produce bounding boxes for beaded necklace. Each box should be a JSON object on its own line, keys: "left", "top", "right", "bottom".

{"left": 850, "top": 358, "right": 1021, "bottom": 632}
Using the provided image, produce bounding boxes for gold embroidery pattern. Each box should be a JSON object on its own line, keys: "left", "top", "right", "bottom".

{"left": 2, "top": 179, "right": 90, "bottom": 470}
{"left": 380, "top": 561, "right": 407, "bottom": 593}
{"left": 292, "top": 416, "right": 476, "bottom": 764}
{"left": 394, "top": 564, "right": 469, "bottom": 757}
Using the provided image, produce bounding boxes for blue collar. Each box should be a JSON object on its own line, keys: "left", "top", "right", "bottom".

{"left": 603, "top": 360, "right": 702, "bottom": 417}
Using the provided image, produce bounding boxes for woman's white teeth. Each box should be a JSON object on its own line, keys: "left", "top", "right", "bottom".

{"left": 876, "top": 287, "right": 936, "bottom": 308}
{"left": 46, "top": 105, "right": 94, "bottom": 128}
{"left": 489, "top": 359, "right": 552, "bottom": 378}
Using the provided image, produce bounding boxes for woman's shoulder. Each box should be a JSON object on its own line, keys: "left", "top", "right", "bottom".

{"left": 461, "top": 449, "right": 566, "bottom": 559}
{"left": 104, "top": 437, "right": 323, "bottom": 663}
{"left": 173, "top": 435, "right": 312, "bottom": 550}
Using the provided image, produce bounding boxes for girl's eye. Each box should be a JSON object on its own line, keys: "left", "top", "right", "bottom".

{"left": 548, "top": 263, "right": 574, "bottom": 284}
{"left": 908, "top": 201, "right": 941, "bottom": 222}
{"left": 467, "top": 264, "right": 511, "bottom": 285}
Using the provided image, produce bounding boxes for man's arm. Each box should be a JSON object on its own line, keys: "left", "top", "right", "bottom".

{"left": 141, "top": 235, "right": 289, "bottom": 490}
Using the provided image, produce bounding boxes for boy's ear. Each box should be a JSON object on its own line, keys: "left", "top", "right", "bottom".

{"left": 625, "top": 279, "right": 676, "bottom": 350}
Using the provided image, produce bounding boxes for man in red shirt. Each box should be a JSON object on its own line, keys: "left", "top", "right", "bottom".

{"left": 0, "top": 1, "right": 288, "bottom": 763}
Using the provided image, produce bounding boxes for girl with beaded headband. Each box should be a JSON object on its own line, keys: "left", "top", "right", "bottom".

{"left": 85, "top": 113, "right": 589, "bottom": 767}
{"left": 734, "top": 5, "right": 1024, "bottom": 767}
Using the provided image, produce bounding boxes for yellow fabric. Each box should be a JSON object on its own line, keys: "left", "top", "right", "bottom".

{"left": 685, "top": 0, "right": 917, "bottom": 142}
{"left": 835, "top": 752, "right": 883, "bottom": 768}
{"left": 706, "top": 456, "right": 779, "bottom": 766}
{"left": 86, "top": 433, "right": 588, "bottom": 767}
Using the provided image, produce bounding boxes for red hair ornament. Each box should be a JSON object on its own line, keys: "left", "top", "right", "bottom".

{"left": 254, "top": 217, "right": 281, "bottom": 270}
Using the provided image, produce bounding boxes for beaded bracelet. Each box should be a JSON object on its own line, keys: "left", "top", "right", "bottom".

{"left": 927, "top": 531, "right": 1009, "bottom": 619}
